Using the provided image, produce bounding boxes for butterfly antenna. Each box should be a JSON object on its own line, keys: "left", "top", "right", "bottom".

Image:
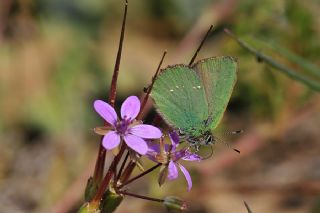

{"left": 189, "top": 25, "right": 213, "bottom": 66}
{"left": 215, "top": 136, "right": 240, "bottom": 154}
{"left": 108, "top": 0, "right": 128, "bottom": 106}
{"left": 223, "top": 129, "right": 244, "bottom": 136}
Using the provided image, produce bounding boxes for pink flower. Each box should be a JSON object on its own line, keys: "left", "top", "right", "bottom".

{"left": 94, "top": 96, "right": 162, "bottom": 155}
{"left": 147, "top": 131, "right": 201, "bottom": 191}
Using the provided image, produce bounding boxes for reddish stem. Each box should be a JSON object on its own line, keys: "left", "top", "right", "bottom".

{"left": 138, "top": 51, "right": 167, "bottom": 120}
{"left": 116, "top": 151, "right": 130, "bottom": 181}
{"left": 92, "top": 144, "right": 127, "bottom": 202}
{"left": 188, "top": 25, "right": 213, "bottom": 66}
{"left": 117, "top": 190, "right": 164, "bottom": 203}
{"left": 119, "top": 161, "right": 136, "bottom": 183}
{"left": 109, "top": 0, "right": 128, "bottom": 106}
{"left": 118, "top": 163, "right": 161, "bottom": 189}
{"left": 92, "top": 0, "right": 128, "bottom": 185}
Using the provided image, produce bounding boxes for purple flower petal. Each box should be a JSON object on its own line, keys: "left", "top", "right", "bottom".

{"left": 182, "top": 151, "right": 202, "bottom": 161}
{"left": 129, "top": 124, "right": 162, "bottom": 139}
{"left": 169, "top": 131, "right": 180, "bottom": 147}
{"left": 94, "top": 100, "right": 118, "bottom": 126}
{"left": 147, "top": 141, "right": 161, "bottom": 153}
{"left": 167, "top": 161, "right": 178, "bottom": 180}
{"left": 173, "top": 149, "right": 188, "bottom": 161}
{"left": 178, "top": 163, "right": 192, "bottom": 191}
{"left": 146, "top": 141, "right": 158, "bottom": 162}
{"left": 123, "top": 134, "right": 148, "bottom": 155}
{"left": 120, "top": 96, "right": 140, "bottom": 120}
{"left": 102, "top": 131, "right": 121, "bottom": 150}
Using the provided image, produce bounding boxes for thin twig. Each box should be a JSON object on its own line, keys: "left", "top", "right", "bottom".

{"left": 92, "top": 144, "right": 126, "bottom": 202}
{"left": 109, "top": 0, "right": 128, "bottom": 106}
{"left": 118, "top": 163, "right": 161, "bottom": 189}
{"left": 138, "top": 51, "right": 167, "bottom": 120}
{"left": 117, "top": 190, "right": 164, "bottom": 203}
{"left": 116, "top": 151, "right": 130, "bottom": 181}
{"left": 92, "top": 0, "right": 128, "bottom": 188}
{"left": 119, "top": 161, "right": 136, "bottom": 183}
{"left": 189, "top": 25, "right": 213, "bottom": 66}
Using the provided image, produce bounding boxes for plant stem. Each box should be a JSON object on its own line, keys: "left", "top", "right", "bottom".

{"left": 189, "top": 25, "right": 213, "bottom": 66}
{"left": 119, "top": 161, "right": 136, "bottom": 183}
{"left": 92, "top": 140, "right": 107, "bottom": 184}
{"left": 109, "top": 0, "right": 128, "bottom": 106}
{"left": 118, "top": 163, "right": 161, "bottom": 189}
{"left": 92, "top": 0, "right": 128, "bottom": 188}
{"left": 117, "top": 190, "right": 164, "bottom": 203}
{"left": 116, "top": 151, "right": 130, "bottom": 181}
{"left": 138, "top": 50, "right": 167, "bottom": 120}
{"left": 92, "top": 144, "right": 126, "bottom": 202}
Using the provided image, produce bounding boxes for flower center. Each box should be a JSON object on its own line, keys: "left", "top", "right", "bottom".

{"left": 116, "top": 118, "right": 131, "bottom": 135}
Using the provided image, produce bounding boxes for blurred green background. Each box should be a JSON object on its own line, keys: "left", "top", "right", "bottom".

{"left": 0, "top": 0, "right": 319, "bottom": 212}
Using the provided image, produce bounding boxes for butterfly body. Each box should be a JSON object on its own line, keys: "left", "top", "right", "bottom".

{"left": 151, "top": 56, "right": 237, "bottom": 148}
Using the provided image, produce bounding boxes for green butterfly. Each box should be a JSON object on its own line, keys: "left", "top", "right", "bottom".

{"left": 151, "top": 56, "right": 237, "bottom": 149}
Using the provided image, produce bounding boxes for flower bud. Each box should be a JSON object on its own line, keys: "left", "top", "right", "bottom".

{"left": 100, "top": 189, "right": 124, "bottom": 213}
{"left": 84, "top": 177, "right": 98, "bottom": 202}
{"left": 163, "top": 196, "right": 188, "bottom": 212}
{"left": 77, "top": 202, "right": 100, "bottom": 213}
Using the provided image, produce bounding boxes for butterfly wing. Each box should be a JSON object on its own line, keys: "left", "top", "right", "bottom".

{"left": 192, "top": 56, "right": 237, "bottom": 130}
{"left": 151, "top": 65, "right": 208, "bottom": 136}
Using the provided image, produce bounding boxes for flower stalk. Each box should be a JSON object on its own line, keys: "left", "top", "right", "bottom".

{"left": 91, "top": 0, "right": 128, "bottom": 191}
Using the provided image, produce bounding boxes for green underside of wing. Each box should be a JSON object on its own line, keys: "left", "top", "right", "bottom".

{"left": 192, "top": 56, "right": 237, "bottom": 130}
{"left": 151, "top": 65, "right": 208, "bottom": 136}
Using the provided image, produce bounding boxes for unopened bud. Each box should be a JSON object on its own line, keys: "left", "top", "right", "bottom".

{"left": 77, "top": 202, "right": 100, "bottom": 213}
{"left": 163, "top": 196, "right": 188, "bottom": 212}
{"left": 100, "top": 189, "right": 124, "bottom": 213}
{"left": 84, "top": 177, "right": 98, "bottom": 202}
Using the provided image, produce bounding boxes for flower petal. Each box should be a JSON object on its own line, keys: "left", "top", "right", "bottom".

{"left": 121, "top": 96, "right": 140, "bottom": 120}
{"left": 167, "top": 161, "right": 178, "bottom": 180}
{"left": 130, "top": 124, "right": 162, "bottom": 139}
{"left": 169, "top": 131, "right": 180, "bottom": 147}
{"left": 102, "top": 131, "right": 120, "bottom": 150}
{"left": 94, "top": 100, "right": 117, "bottom": 126}
{"left": 178, "top": 163, "right": 192, "bottom": 191}
{"left": 123, "top": 134, "right": 148, "bottom": 155}
{"left": 182, "top": 151, "right": 202, "bottom": 161}
{"left": 146, "top": 141, "right": 159, "bottom": 162}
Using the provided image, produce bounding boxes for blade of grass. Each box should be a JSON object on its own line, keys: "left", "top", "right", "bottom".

{"left": 224, "top": 29, "right": 320, "bottom": 91}
{"left": 244, "top": 201, "right": 253, "bottom": 213}
{"left": 264, "top": 42, "right": 320, "bottom": 78}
